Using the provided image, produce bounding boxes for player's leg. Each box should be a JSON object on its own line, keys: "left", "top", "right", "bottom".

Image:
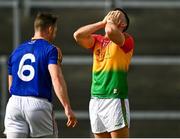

{"left": 100, "top": 98, "right": 130, "bottom": 138}
{"left": 94, "top": 132, "right": 111, "bottom": 138}
{"left": 6, "top": 132, "right": 28, "bottom": 138}
{"left": 39, "top": 111, "right": 58, "bottom": 138}
{"left": 89, "top": 98, "right": 108, "bottom": 138}
{"left": 24, "top": 97, "right": 58, "bottom": 137}
{"left": 110, "top": 99, "right": 130, "bottom": 138}
{"left": 4, "top": 96, "right": 29, "bottom": 138}
{"left": 110, "top": 126, "right": 129, "bottom": 138}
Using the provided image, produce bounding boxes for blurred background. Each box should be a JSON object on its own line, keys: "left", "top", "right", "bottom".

{"left": 0, "top": 0, "right": 180, "bottom": 137}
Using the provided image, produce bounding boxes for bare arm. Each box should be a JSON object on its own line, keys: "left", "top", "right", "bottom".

{"left": 105, "top": 11, "right": 125, "bottom": 46}
{"left": 48, "top": 64, "right": 77, "bottom": 127}
{"left": 73, "top": 21, "right": 106, "bottom": 48}
{"left": 105, "top": 22, "right": 125, "bottom": 46}
{"left": 8, "top": 75, "right": 12, "bottom": 92}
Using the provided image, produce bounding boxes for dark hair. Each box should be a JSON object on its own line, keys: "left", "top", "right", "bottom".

{"left": 34, "top": 12, "right": 58, "bottom": 31}
{"left": 113, "top": 8, "right": 129, "bottom": 32}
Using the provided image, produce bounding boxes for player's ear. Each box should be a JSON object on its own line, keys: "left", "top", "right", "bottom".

{"left": 48, "top": 26, "right": 54, "bottom": 34}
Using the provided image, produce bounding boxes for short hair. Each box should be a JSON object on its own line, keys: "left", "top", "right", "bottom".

{"left": 113, "top": 8, "right": 130, "bottom": 32}
{"left": 34, "top": 12, "right": 58, "bottom": 31}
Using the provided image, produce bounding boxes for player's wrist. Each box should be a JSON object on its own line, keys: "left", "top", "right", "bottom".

{"left": 107, "top": 20, "right": 118, "bottom": 26}
{"left": 64, "top": 105, "right": 72, "bottom": 111}
{"left": 106, "top": 20, "right": 119, "bottom": 27}
{"left": 99, "top": 21, "right": 106, "bottom": 26}
{"left": 96, "top": 21, "right": 106, "bottom": 29}
{"left": 107, "top": 20, "right": 115, "bottom": 24}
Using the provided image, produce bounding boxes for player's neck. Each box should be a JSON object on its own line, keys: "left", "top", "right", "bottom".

{"left": 32, "top": 32, "right": 51, "bottom": 42}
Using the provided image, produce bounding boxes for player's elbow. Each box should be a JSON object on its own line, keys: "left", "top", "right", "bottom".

{"left": 73, "top": 31, "right": 88, "bottom": 48}
{"left": 73, "top": 31, "right": 83, "bottom": 42}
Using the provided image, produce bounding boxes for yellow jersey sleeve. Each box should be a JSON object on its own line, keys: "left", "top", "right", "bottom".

{"left": 55, "top": 46, "right": 63, "bottom": 65}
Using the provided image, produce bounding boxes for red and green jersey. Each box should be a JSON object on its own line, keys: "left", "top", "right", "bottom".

{"left": 91, "top": 33, "right": 134, "bottom": 99}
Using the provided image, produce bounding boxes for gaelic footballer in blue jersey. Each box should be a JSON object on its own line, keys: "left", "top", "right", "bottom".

{"left": 4, "top": 12, "right": 77, "bottom": 138}
{"left": 8, "top": 39, "right": 60, "bottom": 102}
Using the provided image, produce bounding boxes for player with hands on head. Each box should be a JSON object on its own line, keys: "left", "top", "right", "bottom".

{"left": 74, "top": 8, "right": 134, "bottom": 138}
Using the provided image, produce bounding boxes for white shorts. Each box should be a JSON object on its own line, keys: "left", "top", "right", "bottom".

{"left": 4, "top": 95, "right": 58, "bottom": 137}
{"left": 89, "top": 98, "right": 130, "bottom": 133}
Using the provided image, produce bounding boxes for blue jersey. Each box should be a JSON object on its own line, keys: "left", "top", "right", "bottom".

{"left": 8, "top": 39, "right": 59, "bottom": 102}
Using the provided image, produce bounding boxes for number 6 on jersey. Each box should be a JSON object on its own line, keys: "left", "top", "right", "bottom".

{"left": 17, "top": 53, "right": 36, "bottom": 82}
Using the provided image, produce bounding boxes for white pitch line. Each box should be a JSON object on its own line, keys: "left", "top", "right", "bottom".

{"left": 0, "top": 56, "right": 7, "bottom": 64}
{"left": 55, "top": 111, "right": 180, "bottom": 120}
{"left": 1, "top": 56, "right": 180, "bottom": 65}
{"left": 62, "top": 56, "right": 180, "bottom": 65}
{"left": 27, "top": 1, "right": 111, "bottom": 8}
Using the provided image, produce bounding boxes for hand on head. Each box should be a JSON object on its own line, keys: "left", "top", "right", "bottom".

{"left": 103, "top": 11, "right": 122, "bottom": 26}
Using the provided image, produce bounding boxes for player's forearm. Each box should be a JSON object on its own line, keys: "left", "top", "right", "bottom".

{"left": 49, "top": 64, "right": 72, "bottom": 110}
{"left": 53, "top": 77, "right": 72, "bottom": 110}
{"left": 105, "top": 22, "right": 125, "bottom": 46}
{"left": 74, "top": 21, "right": 105, "bottom": 40}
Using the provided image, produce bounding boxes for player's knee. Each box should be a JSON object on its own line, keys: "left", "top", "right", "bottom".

{"left": 110, "top": 126, "right": 129, "bottom": 138}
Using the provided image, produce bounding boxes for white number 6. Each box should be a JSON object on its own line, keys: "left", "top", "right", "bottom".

{"left": 17, "top": 53, "right": 35, "bottom": 82}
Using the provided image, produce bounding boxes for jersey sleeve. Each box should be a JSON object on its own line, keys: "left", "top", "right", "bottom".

{"left": 90, "top": 34, "right": 103, "bottom": 51}
{"left": 8, "top": 55, "right": 12, "bottom": 75}
{"left": 120, "top": 35, "right": 134, "bottom": 53}
{"left": 48, "top": 46, "right": 59, "bottom": 64}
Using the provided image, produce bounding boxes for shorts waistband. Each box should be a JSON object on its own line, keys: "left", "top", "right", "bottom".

{"left": 11, "top": 95, "right": 49, "bottom": 102}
